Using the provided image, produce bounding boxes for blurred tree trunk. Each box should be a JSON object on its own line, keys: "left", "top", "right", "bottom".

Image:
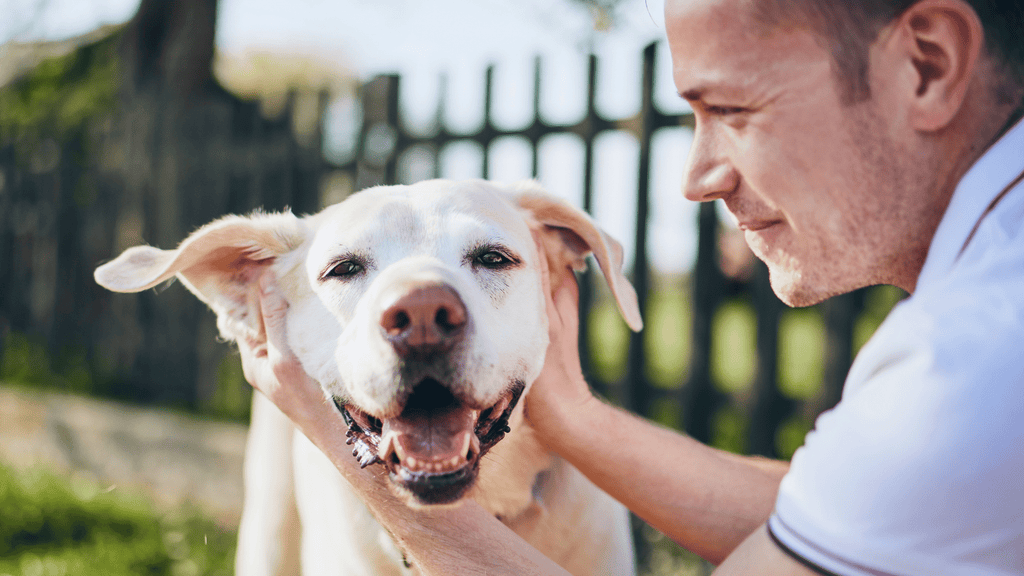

{"left": 122, "top": 0, "right": 218, "bottom": 97}
{"left": 99, "top": 0, "right": 225, "bottom": 407}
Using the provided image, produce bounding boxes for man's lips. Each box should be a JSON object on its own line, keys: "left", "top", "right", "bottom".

{"left": 737, "top": 218, "right": 782, "bottom": 232}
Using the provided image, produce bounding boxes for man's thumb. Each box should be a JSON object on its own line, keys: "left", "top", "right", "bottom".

{"left": 259, "top": 272, "right": 291, "bottom": 349}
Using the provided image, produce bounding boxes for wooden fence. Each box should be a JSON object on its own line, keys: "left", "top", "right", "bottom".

{"left": 0, "top": 41, "right": 334, "bottom": 410}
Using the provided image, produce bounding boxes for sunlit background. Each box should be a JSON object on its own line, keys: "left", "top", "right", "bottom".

{"left": 2, "top": 0, "right": 703, "bottom": 272}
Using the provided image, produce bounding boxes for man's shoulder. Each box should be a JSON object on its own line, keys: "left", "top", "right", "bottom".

{"left": 773, "top": 289, "right": 1024, "bottom": 573}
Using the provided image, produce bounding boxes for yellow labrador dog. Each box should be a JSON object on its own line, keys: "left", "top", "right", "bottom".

{"left": 95, "top": 179, "right": 642, "bottom": 576}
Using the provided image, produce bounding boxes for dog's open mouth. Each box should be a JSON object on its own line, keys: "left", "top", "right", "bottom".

{"left": 336, "top": 379, "right": 524, "bottom": 505}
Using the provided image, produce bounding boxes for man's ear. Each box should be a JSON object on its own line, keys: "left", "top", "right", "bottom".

{"left": 95, "top": 211, "right": 307, "bottom": 341}
{"left": 889, "top": 0, "right": 984, "bottom": 131}
{"left": 511, "top": 181, "right": 643, "bottom": 332}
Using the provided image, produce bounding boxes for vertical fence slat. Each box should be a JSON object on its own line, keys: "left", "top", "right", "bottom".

{"left": 577, "top": 53, "right": 600, "bottom": 397}
{"left": 818, "top": 290, "right": 861, "bottom": 414}
{"left": 747, "top": 262, "right": 789, "bottom": 457}
{"left": 683, "top": 202, "right": 725, "bottom": 443}
{"left": 624, "top": 43, "right": 656, "bottom": 417}
{"left": 530, "top": 57, "right": 542, "bottom": 179}
{"left": 481, "top": 66, "right": 495, "bottom": 179}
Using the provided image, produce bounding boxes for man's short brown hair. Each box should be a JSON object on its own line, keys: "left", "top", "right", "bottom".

{"left": 753, "top": 0, "right": 1024, "bottom": 105}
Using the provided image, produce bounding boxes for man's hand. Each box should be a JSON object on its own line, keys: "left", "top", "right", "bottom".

{"left": 236, "top": 271, "right": 393, "bottom": 497}
{"left": 524, "top": 256, "right": 599, "bottom": 441}
{"left": 237, "top": 272, "right": 327, "bottom": 427}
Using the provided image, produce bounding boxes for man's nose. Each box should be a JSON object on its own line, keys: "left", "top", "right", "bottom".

{"left": 379, "top": 282, "right": 467, "bottom": 358}
{"left": 682, "top": 129, "right": 739, "bottom": 203}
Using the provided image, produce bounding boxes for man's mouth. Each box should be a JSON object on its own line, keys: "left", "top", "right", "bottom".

{"left": 335, "top": 378, "right": 524, "bottom": 505}
{"left": 737, "top": 218, "right": 781, "bottom": 232}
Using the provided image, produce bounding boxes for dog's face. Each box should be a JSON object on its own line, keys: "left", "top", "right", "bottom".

{"left": 290, "top": 181, "right": 551, "bottom": 504}
{"left": 95, "top": 179, "right": 641, "bottom": 506}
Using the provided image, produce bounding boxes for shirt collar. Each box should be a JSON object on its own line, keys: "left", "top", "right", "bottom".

{"left": 915, "top": 116, "right": 1024, "bottom": 290}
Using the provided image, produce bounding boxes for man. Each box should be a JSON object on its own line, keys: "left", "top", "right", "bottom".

{"left": 239, "top": 0, "right": 1024, "bottom": 573}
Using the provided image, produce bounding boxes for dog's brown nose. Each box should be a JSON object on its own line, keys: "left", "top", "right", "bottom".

{"left": 380, "top": 283, "right": 467, "bottom": 357}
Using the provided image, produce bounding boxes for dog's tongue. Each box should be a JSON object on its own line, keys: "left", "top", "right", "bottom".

{"left": 380, "top": 406, "right": 479, "bottom": 472}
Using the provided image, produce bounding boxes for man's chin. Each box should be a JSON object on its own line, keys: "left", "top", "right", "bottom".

{"left": 765, "top": 266, "right": 837, "bottom": 308}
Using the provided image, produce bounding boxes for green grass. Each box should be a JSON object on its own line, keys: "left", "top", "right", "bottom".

{"left": 711, "top": 301, "right": 757, "bottom": 394}
{"left": 778, "top": 308, "right": 826, "bottom": 400}
{"left": 644, "top": 287, "right": 692, "bottom": 389}
{"left": 0, "top": 463, "right": 235, "bottom": 576}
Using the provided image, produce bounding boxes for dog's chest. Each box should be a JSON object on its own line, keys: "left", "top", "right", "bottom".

{"left": 290, "top": 422, "right": 553, "bottom": 575}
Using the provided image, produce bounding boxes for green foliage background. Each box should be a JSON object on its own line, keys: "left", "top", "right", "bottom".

{"left": 0, "top": 463, "right": 235, "bottom": 576}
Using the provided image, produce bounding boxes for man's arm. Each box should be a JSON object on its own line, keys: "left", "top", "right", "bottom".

{"left": 713, "top": 526, "right": 820, "bottom": 576}
{"left": 526, "top": 264, "right": 790, "bottom": 564}
{"left": 544, "top": 396, "right": 789, "bottom": 564}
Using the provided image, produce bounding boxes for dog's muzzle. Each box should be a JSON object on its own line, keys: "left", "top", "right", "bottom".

{"left": 336, "top": 279, "right": 524, "bottom": 505}
{"left": 336, "top": 379, "right": 524, "bottom": 506}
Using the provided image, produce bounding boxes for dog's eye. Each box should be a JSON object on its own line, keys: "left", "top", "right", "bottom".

{"left": 476, "top": 251, "right": 512, "bottom": 269}
{"left": 326, "top": 260, "right": 363, "bottom": 278}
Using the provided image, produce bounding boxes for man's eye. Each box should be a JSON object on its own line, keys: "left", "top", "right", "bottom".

{"left": 476, "top": 251, "right": 512, "bottom": 268}
{"left": 705, "top": 104, "right": 748, "bottom": 116}
{"left": 326, "top": 260, "right": 363, "bottom": 278}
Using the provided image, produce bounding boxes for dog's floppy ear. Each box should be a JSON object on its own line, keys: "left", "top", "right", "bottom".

{"left": 512, "top": 181, "right": 643, "bottom": 332}
{"left": 94, "top": 211, "right": 307, "bottom": 341}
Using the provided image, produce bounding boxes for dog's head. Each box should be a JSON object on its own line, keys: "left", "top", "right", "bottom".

{"left": 95, "top": 179, "right": 641, "bottom": 506}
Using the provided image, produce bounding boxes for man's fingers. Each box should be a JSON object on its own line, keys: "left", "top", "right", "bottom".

{"left": 549, "top": 266, "right": 580, "bottom": 329}
{"left": 535, "top": 235, "right": 554, "bottom": 298}
{"left": 259, "top": 272, "right": 293, "bottom": 360}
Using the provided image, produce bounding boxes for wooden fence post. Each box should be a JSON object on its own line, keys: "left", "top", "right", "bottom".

{"left": 682, "top": 202, "right": 726, "bottom": 443}
{"left": 818, "top": 290, "right": 862, "bottom": 414}
{"left": 624, "top": 43, "right": 656, "bottom": 417}
{"left": 747, "top": 261, "right": 790, "bottom": 457}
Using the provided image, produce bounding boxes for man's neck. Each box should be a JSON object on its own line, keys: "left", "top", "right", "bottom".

{"left": 902, "top": 94, "right": 1023, "bottom": 294}
{"left": 994, "top": 97, "right": 1024, "bottom": 144}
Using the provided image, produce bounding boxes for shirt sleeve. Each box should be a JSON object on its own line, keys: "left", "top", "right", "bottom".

{"left": 769, "top": 293, "right": 1024, "bottom": 576}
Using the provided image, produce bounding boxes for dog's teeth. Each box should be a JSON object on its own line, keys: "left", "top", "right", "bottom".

{"left": 460, "top": 432, "right": 472, "bottom": 459}
{"left": 449, "top": 456, "right": 461, "bottom": 468}
{"left": 468, "top": 433, "right": 481, "bottom": 458}
{"left": 406, "top": 456, "right": 419, "bottom": 469}
{"left": 378, "top": 431, "right": 398, "bottom": 462}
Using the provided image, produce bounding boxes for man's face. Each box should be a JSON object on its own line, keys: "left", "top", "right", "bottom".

{"left": 667, "top": 0, "right": 935, "bottom": 306}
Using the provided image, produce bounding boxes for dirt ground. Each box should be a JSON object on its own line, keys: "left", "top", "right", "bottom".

{"left": 0, "top": 384, "right": 248, "bottom": 525}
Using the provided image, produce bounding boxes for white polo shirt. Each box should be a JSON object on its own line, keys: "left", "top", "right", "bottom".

{"left": 768, "top": 116, "right": 1024, "bottom": 576}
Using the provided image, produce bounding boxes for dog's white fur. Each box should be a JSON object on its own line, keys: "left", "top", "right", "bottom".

{"left": 96, "top": 179, "right": 642, "bottom": 576}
